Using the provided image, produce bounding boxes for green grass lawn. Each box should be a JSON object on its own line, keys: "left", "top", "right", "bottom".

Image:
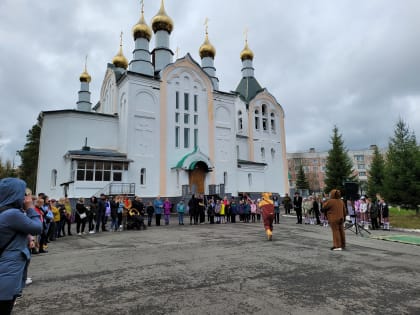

{"left": 390, "top": 207, "right": 420, "bottom": 229}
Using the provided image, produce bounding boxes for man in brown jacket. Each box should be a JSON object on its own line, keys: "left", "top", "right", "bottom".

{"left": 322, "top": 189, "right": 347, "bottom": 250}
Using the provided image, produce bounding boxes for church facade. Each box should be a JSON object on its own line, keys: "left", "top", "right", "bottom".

{"left": 36, "top": 1, "right": 289, "bottom": 199}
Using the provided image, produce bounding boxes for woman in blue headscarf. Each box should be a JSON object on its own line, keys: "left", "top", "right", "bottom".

{"left": 0, "top": 178, "right": 42, "bottom": 314}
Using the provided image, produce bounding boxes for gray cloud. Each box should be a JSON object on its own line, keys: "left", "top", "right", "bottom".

{"left": 0, "top": 0, "right": 419, "bottom": 162}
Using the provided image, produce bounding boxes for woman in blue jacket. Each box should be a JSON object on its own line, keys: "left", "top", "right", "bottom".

{"left": 0, "top": 178, "right": 43, "bottom": 314}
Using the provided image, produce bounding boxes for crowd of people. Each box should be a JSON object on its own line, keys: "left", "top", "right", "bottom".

{"left": 0, "top": 175, "right": 393, "bottom": 314}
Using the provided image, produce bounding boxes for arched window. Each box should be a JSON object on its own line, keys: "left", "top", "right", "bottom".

{"left": 140, "top": 168, "right": 146, "bottom": 185}
{"left": 262, "top": 104, "right": 267, "bottom": 116}
{"left": 51, "top": 169, "right": 57, "bottom": 188}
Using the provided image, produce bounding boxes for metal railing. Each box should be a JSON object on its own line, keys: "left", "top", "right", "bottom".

{"left": 95, "top": 183, "right": 136, "bottom": 197}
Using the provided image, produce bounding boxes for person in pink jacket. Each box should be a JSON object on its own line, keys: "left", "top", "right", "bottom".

{"left": 163, "top": 198, "right": 172, "bottom": 225}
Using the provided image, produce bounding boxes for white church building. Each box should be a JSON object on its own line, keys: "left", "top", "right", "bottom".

{"left": 36, "top": 1, "right": 289, "bottom": 199}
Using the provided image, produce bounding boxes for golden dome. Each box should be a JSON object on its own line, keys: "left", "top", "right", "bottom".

{"left": 199, "top": 33, "right": 216, "bottom": 59}
{"left": 240, "top": 40, "right": 254, "bottom": 61}
{"left": 132, "top": 8, "right": 152, "bottom": 41}
{"left": 151, "top": 0, "right": 174, "bottom": 34}
{"left": 79, "top": 58, "right": 91, "bottom": 82}
{"left": 112, "top": 35, "right": 128, "bottom": 69}
{"left": 79, "top": 70, "right": 91, "bottom": 83}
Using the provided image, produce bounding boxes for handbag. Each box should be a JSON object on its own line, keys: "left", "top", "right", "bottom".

{"left": 79, "top": 212, "right": 87, "bottom": 219}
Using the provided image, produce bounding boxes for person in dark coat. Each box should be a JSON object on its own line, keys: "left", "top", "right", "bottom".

{"left": 293, "top": 192, "right": 303, "bottom": 224}
{"left": 0, "top": 178, "right": 42, "bottom": 314}
{"left": 188, "top": 195, "right": 197, "bottom": 225}
{"left": 313, "top": 197, "right": 321, "bottom": 225}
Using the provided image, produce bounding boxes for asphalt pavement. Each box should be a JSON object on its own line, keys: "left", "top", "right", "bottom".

{"left": 14, "top": 215, "right": 420, "bottom": 315}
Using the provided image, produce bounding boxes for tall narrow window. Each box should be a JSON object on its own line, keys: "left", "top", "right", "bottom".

{"left": 175, "top": 126, "right": 180, "bottom": 148}
{"left": 236, "top": 145, "right": 240, "bottom": 159}
{"left": 270, "top": 113, "right": 275, "bottom": 132}
{"left": 194, "top": 95, "right": 198, "bottom": 112}
{"left": 194, "top": 129, "right": 198, "bottom": 148}
{"left": 175, "top": 91, "right": 179, "bottom": 109}
{"left": 238, "top": 110, "right": 243, "bottom": 130}
{"left": 175, "top": 112, "right": 179, "bottom": 123}
{"left": 271, "top": 148, "right": 275, "bottom": 159}
{"left": 184, "top": 93, "right": 189, "bottom": 111}
{"left": 248, "top": 173, "right": 252, "bottom": 186}
{"left": 194, "top": 115, "right": 198, "bottom": 125}
{"left": 254, "top": 109, "right": 259, "bottom": 130}
{"left": 86, "top": 161, "right": 94, "bottom": 181}
{"left": 184, "top": 128, "right": 190, "bottom": 148}
{"left": 262, "top": 118, "right": 267, "bottom": 131}
{"left": 223, "top": 171, "right": 228, "bottom": 187}
{"left": 95, "top": 162, "right": 104, "bottom": 181}
{"left": 184, "top": 114, "right": 189, "bottom": 124}
{"left": 51, "top": 169, "right": 57, "bottom": 188}
{"left": 261, "top": 147, "right": 266, "bottom": 160}
{"left": 140, "top": 168, "right": 146, "bottom": 185}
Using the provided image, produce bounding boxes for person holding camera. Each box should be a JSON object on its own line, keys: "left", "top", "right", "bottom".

{"left": 0, "top": 178, "right": 43, "bottom": 315}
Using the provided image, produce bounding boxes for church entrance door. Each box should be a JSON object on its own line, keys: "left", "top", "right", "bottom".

{"left": 189, "top": 162, "right": 207, "bottom": 194}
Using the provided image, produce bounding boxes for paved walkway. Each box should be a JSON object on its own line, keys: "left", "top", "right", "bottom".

{"left": 14, "top": 215, "right": 420, "bottom": 315}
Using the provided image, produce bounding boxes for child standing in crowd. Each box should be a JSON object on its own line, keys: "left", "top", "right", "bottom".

{"left": 273, "top": 196, "right": 280, "bottom": 224}
{"left": 207, "top": 198, "right": 216, "bottom": 224}
{"left": 146, "top": 201, "right": 154, "bottom": 227}
{"left": 250, "top": 200, "right": 257, "bottom": 223}
{"left": 110, "top": 196, "right": 119, "bottom": 232}
{"left": 380, "top": 198, "right": 390, "bottom": 230}
{"left": 163, "top": 198, "right": 171, "bottom": 225}
{"left": 176, "top": 200, "right": 185, "bottom": 225}
{"left": 117, "top": 196, "right": 124, "bottom": 231}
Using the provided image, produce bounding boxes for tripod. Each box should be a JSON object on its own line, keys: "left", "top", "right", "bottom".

{"left": 345, "top": 214, "right": 371, "bottom": 236}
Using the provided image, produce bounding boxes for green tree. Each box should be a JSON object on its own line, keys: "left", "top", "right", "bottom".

{"left": 324, "top": 126, "right": 354, "bottom": 193}
{"left": 383, "top": 119, "right": 420, "bottom": 210}
{"left": 296, "top": 165, "right": 309, "bottom": 190}
{"left": 367, "top": 145, "right": 385, "bottom": 198}
{"left": 18, "top": 123, "right": 41, "bottom": 192}
{"left": 0, "top": 158, "right": 18, "bottom": 178}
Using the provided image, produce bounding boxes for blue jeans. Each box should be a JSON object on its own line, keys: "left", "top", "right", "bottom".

{"left": 110, "top": 216, "right": 118, "bottom": 231}
{"left": 178, "top": 213, "right": 184, "bottom": 224}
{"left": 164, "top": 214, "right": 170, "bottom": 225}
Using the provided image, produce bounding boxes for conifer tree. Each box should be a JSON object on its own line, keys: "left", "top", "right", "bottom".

{"left": 367, "top": 145, "right": 385, "bottom": 198}
{"left": 18, "top": 123, "right": 41, "bottom": 191}
{"left": 296, "top": 165, "right": 310, "bottom": 190}
{"left": 324, "top": 126, "right": 354, "bottom": 193}
{"left": 383, "top": 119, "right": 420, "bottom": 209}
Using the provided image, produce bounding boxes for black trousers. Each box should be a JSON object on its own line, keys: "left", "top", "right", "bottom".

{"left": 155, "top": 214, "right": 161, "bottom": 226}
{"left": 0, "top": 299, "right": 16, "bottom": 315}
{"left": 295, "top": 208, "right": 302, "bottom": 223}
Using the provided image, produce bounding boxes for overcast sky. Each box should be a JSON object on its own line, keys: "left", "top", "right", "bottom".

{"left": 1, "top": 0, "right": 419, "bottom": 164}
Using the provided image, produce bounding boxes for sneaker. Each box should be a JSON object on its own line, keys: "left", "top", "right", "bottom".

{"left": 89, "top": 230, "right": 95, "bottom": 234}
{"left": 25, "top": 278, "right": 33, "bottom": 285}
{"left": 77, "top": 232, "right": 82, "bottom": 236}
{"left": 332, "top": 247, "right": 342, "bottom": 251}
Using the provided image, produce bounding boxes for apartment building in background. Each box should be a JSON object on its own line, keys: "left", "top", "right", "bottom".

{"left": 287, "top": 145, "right": 385, "bottom": 194}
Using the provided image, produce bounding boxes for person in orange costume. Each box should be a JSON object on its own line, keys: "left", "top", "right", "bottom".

{"left": 259, "top": 192, "right": 275, "bottom": 241}
{"left": 322, "top": 189, "right": 347, "bottom": 251}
